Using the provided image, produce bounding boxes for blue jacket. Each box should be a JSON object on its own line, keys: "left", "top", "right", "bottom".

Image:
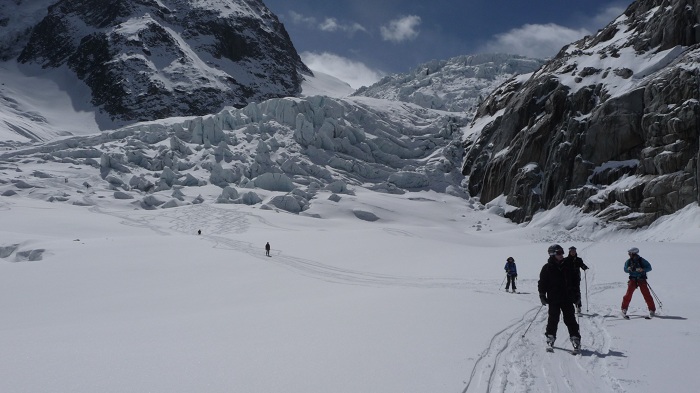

{"left": 624, "top": 255, "right": 652, "bottom": 279}
{"left": 504, "top": 261, "right": 517, "bottom": 276}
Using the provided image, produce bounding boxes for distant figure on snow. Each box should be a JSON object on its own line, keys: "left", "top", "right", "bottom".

{"left": 621, "top": 247, "right": 656, "bottom": 318}
{"left": 504, "top": 257, "right": 517, "bottom": 293}
{"left": 564, "top": 246, "right": 588, "bottom": 314}
{"left": 197, "top": 229, "right": 201, "bottom": 235}
{"left": 265, "top": 242, "right": 271, "bottom": 256}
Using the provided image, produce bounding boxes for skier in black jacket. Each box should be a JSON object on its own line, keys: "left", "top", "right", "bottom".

{"left": 564, "top": 246, "right": 588, "bottom": 314}
{"left": 538, "top": 244, "right": 581, "bottom": 353}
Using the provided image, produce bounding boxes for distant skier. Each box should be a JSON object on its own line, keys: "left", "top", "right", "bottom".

{"left": 504, "top": 257, "right": 517, "bottom": 293}
{"left": 265, "top": 242, "right": 271, "bottom": 257}
{"left": 621, "top": 247, "right": 656, "bottom": 318}
{"left": 197, "top": 229, "right": 201, "bottom": 235}
{"left": 538, "top": 244, "right": 581, "bottom": 354}
{"left": 564, "top": 246, "right": 588, "bottom": 314}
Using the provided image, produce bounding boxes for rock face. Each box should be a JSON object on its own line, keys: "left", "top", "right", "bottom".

{"left": 11, "top": 0, "right": 310, "bottom": 123}
{"left": 462, "top": 0, "right": 700, "bottom": 228}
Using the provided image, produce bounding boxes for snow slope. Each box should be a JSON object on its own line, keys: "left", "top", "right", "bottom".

{"left": 0, "top": 61, "right": 103, "bottom": 144}
{"left": 1, "top": 171, "right": 699, "bottom": 392}
{"left": 300, "top": 69, "right": 355, "bottom": 98}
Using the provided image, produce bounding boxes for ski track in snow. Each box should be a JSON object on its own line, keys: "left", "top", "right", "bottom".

{"left": 90, "top": 204, "right": 492, "bottom": 290}
{"left": 88, "top": 205, "right": 637, "bottom": 392}
{"left": 462, "top": 245, "right": 629, "bottom": 393}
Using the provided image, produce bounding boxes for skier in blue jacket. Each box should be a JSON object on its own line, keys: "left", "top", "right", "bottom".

{"left": 504, "top": 257, "right": 517, "bottom": 293}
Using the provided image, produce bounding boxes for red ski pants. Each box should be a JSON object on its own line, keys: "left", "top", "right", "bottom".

{"left": 621, "top": 278, "right": 656, "bottom": 312}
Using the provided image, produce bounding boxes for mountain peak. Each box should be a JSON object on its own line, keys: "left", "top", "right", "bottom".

{"left": 353, "top": 53, "right": 544, "bottom": 115}
{"left": 4, "top": 0, "right": 309, "bottom": 127}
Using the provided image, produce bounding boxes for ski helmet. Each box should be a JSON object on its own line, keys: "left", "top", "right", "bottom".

{"left": 507, "top": 257, "right": 514, "bottom": 262}
{"left": 628, "top": 247, "right": 639, "bottom": 254}
{"left": 548, "top": 244, "right": 564, "bottom": 256}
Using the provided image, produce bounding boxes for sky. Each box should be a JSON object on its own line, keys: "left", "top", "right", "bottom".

{"left": 262, "top": 0, "right": 631, "bottom": 88}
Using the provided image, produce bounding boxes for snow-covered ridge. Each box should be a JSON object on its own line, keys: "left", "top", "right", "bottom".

{"left": 354, "top": 53, "right": 544, "bottom": 116}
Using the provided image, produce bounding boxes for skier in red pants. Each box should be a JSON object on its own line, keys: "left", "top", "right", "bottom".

{"left": 621, "top": 247, "right": 656, "bottom": 318}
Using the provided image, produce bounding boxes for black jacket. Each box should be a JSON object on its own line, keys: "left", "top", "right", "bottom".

{"left": 564, "top": 255, "right": 588, "bottom": 271}
{"left": 538, "top": 256, "right": 581, "bottom": 304}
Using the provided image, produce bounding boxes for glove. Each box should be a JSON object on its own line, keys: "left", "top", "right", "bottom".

{"left": 582, "top": 266, "right": 588, "bottom": 271}
{"left": 636, "top": 267, "right": 644, "bottom": 272}
{"left": 513, "top": 273, "right": 518, "bottom": 278}
{"left": 539, "top": 294, "right": 548, "bottom": 305}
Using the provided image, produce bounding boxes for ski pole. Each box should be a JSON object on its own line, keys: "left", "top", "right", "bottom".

{"left": 500, "top": 275, "right": 507, "bottom": 290}
{"left": 646, "top": 281, "right": 664, "bottom": 309}
{"left": 585, "top": 270, "right": 589, "bottom": 313}
{"left": 522, "top": 305, "right": 544, "bottom": 338}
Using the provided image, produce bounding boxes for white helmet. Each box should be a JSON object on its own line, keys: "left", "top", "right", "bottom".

{"left": 628, "top": 247, "right": 639, "bottom": 254}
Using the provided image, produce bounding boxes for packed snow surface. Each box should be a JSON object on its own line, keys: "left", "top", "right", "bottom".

{"left": 1, "top": 179, "right": 699, "bottom": 392}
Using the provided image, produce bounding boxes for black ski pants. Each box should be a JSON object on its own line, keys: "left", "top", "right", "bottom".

{"left": 545, "top": 301, "right": 580, "bottom": 339}
{"left": 506, "top": 275, "right": 516, "bottom": 290}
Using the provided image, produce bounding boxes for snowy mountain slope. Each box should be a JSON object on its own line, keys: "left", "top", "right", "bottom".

{"left": 0, "top": 61, "right": 104, "bottom": 144}
{"left": 1, "top": 0, "right": 310, "bottom": 128}
{"left": 462, "top": 0, "right": 700, "bottom": 228}
{"left": 353, "top": 53, "right": 544, "bottom": 115}
{"left": 300, "top": 70, "right": 355, "bottom": 99}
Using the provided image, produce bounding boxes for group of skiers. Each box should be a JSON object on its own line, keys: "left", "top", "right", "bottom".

{"left": 504, "top": 245, "right": 656, "bottom": 354}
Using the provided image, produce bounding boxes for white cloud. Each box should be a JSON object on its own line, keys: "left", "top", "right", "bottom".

{"left": 301, "top": 51, "right": 385, "bottom": 90}
{"left": 380, "top": 15, "right": 421, "bottom": 43}
{"left": 319, "top": 18, "right": 366, "bottom": 34}
{"left": 288, "top": 11, "right": 316, "bottom": 28}
{"left": 289, "top": 12, "right": 366, "bottom": 35}
{"left": 482, "top": 23, "right": 591, "bottom": 59}
{"left": 319, "top": 18, "right": 340, "bottom": 32}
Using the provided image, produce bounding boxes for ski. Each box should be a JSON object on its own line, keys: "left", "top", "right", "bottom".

{"left": 621, "top": 315, "right": 652, "bottom": 320}
{"left": 545, "top": 346, "right": 579, "bottom": 355}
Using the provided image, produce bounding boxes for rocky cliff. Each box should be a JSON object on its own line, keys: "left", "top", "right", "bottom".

{"left": 462, "top": 0, "right": 700, "bottom": 228}
{"left": 6, "top": 0, "right": 309, "bottom": 123}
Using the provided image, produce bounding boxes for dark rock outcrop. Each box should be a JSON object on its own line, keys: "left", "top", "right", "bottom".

{"left": 14, "top": 0, "right": 310, "bottom": 123}
{"left": 462, "top": 0, "right": 700, "bottom": 227}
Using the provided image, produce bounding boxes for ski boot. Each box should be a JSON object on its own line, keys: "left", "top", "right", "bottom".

{"left": 545, "top": 335, "right": 555, "bottom": 352}
{"left": 571, "top": 336, "right": 581, "bottom": 355}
